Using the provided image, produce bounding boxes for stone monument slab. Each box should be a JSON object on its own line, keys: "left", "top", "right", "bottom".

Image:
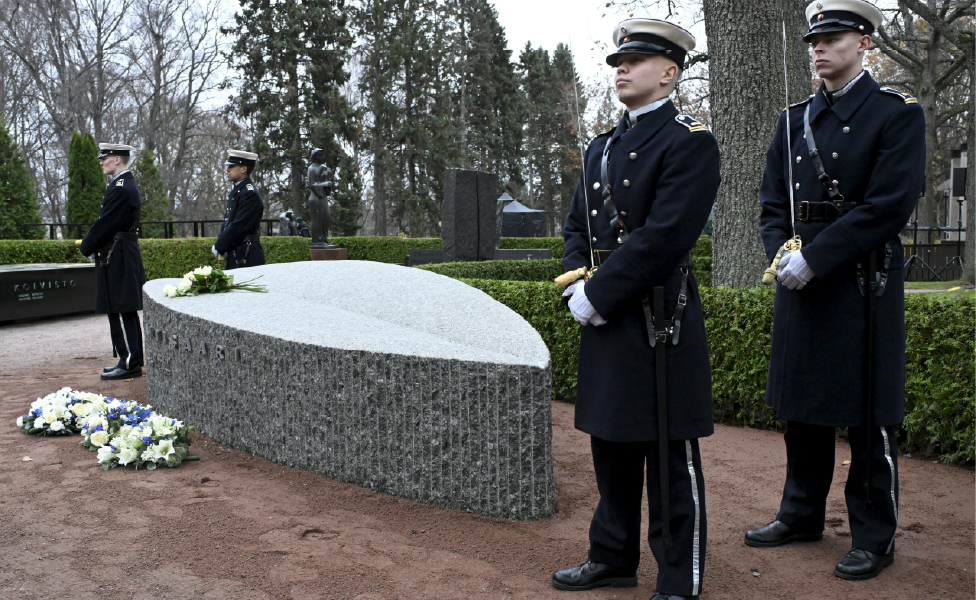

{"left": 0, "top": 263, "right": 96, "bottom": 323}
{"left": 442, "top": 169, "right": 498, "bottom": 262}
{"left": 143, "top": 261, "right": 555, "bottom": 520}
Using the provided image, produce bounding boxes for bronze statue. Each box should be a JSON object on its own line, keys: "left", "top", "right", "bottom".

{"left": 308, "top": 148, "right": 335, "bottom": 248}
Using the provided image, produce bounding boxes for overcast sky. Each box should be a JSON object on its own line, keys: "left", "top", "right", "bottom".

{"left": 488, "top": 0, "right": 708, "bottom": 85}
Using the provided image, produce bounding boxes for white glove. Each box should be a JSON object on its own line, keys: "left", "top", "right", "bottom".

{"left": 212, "top": 244, "right": 219, "bottom": 258}
{"left": 562, "top": 280, "right": 583, "bottom": 298}
{"left": 86, "top": 255, "right": 95, "bottom": 262}
{"left": 778, "top": 249, "right": 814, "bottom": 290}
{"left": 568, "top": 283, "right": 607, "bottom": 326}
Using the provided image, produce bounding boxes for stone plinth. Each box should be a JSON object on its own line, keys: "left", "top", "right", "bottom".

{"left": 0, "top": 263, "right": 96, "bottom": 322}
{"left": 143, "top": 261, "right": 555, "bottom": 520}
{"left": 309, "top": 247, "right": 348, "bottom": 260}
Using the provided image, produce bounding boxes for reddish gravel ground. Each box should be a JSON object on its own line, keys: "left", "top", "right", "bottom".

{"left": 1, "top": 315, "right": 973, "bottom": 599}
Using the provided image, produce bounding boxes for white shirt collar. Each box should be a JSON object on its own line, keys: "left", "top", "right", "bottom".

{"left": 825, "top": 69, "right": 866, "bottom": 101}
{"left": 109, "top": 169, "right": 131, "bottom": 184}
{"left": 628, "top": 97, "right": 670, "bottom": 127}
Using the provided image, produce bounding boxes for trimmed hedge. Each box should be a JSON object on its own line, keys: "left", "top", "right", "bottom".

{"left": 0, "top": 240, "right": 89, "bottom": 265}
{"left": 437, "top": 271, "right": 974, "bottom": 464}
{"left": 418, "top": 259, "right": 565, "bottom": 282}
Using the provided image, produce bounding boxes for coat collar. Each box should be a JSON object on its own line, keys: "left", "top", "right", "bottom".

{"left": 619, "top": 100, "right": 678, "bottom": 149}
{"left": 809, "top": 71, "right": 878, "bottom": 123}
{"left": 230, "top": 177, "right": 252, "bottom": 197}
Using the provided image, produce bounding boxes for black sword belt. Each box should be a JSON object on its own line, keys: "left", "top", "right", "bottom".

{"left": 794, "top": 200, "right": 857, "bottom": 222}
{"left": 101, "top": 230, "right": 140, "bottom": 266}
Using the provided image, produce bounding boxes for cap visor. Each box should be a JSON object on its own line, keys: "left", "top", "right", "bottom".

{"left": 803, "top": 25, "right": 862, "bottom": 42}
{"left": 606, "top": 48, "right": 672, "bottom": 67}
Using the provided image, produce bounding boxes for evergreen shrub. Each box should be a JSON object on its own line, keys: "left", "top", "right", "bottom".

{"left": 0, "top": 120, "right": 43, "bottom": 240}
{"left": 0, "top": 240, "right": 88, "bottom": 265}
{"left": 65, "top": 133, "right": 104, "bottom": 238}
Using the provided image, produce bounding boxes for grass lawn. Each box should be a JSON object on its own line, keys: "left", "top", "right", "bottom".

{"left": 904, "top": 279, "right": 974, "bottom": 290}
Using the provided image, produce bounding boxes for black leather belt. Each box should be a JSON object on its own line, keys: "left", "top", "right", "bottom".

{"left": 795, "top": 201, "right": 857, "bottom": 222}
{"left": 593, "top": 249, "right": 614, "bottom": 266}
{"left": 114, "top": 231, "right": 139, "bottom": 240}
{"left": 244, "top": 234, "right": 261, "bottom": 243}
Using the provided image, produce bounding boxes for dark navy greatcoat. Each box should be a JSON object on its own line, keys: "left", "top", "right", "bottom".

{"left": 215, "top": 176, "right": 265, "bottom": 269}
{"left": 563, "top": 100, "right": 721, "bottom": 443}
{"left": 759, "top": 72, "right": 925, "bottom": 427}
{"left": 79, "top": 171, "right": 145, "bottom": 314}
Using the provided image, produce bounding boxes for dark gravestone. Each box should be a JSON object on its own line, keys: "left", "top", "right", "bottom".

{"left": 0, "top": 264, "right": 96, "bottom": 323}
{"left": 442, "top": 169, "right": 497, "bottom": 262}
{"left": 407, "top": 249, "right": 445, "bottom": 266}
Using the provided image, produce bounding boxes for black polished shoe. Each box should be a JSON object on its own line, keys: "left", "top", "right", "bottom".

{"left": 650, "top": 593, "right": 698, "bottom": 599}
{"left": 744, "top": 520, "right": 823, "bottom": 547}
{"left": 833, "top": 547, "right": 894, "bottom": 581}
{"left": 100, "top": 366, "right": 143, "bottom": 380}
{"left": 551, "top": 560, "right": 637, "bottom": 591}
{"left": 103, "top": 365, "right": 120, "bottom": 373}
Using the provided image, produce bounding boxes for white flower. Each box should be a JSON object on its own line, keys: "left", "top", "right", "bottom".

{"left": 117, "top": 447, "right": 141, "bottom": 465}
{"left": 96, "top": 445, "right": 117, "bottom": 464}
{"left": 177, "top": 278, "right": 193, "bottom": 293}
{"left": 193, "top": 266, "right": 213, "bottom": 277}
{"left": 70, "top": 403, "right": 89, "bottom": 417}
{"left": 154, "top": 439, "right": 177, "bottom": 461}
{"left": 16, "top": 416, "right": 23, "bottom": 427}
{"left": 163, "top": 284, "right": 178, "bottom": 297}
{"left": 89, "top": 430, "right": 109, "bottom": 447}
{"left": 42, "top": 412, "right": 57, "bottom": 424}
{"left": 49, "top": 421, "right": 64, "bottom": 432}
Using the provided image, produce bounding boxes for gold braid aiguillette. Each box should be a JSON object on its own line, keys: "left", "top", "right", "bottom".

{"left": 555, "top": 266, "right": 597, "bottom": 287}
{"left": 762, "top": 235, "right": 802, "bottom": 286}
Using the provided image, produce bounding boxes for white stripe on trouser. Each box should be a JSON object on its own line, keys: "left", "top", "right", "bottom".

{"left": 684, "top": 440, "right": 701, "bottom": 597}
{"left": 881, "top": 427, "right": 898, "bottom": 553}
{"left": 118, "top": 314, "right": 132, "bottom": 369}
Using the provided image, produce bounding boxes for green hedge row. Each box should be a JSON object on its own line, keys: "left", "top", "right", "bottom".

{"left": 443, "top": 275, "right": 974, "bottom": 464}
{"left": 418, "top": 259, "right": 566, "bottom": 282}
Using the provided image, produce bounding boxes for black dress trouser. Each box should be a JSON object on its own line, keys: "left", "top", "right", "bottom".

{"left": 588, "top": 436, "right": 706, "bottom": 597}
{"left": 777, "top": 421, "right": 899, "bottom": 555}
{"left": 108, "top": 312, "right": 143, "bottom": 370}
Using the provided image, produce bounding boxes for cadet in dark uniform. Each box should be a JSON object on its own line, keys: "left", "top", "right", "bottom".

{"left": 747, "top": 0, "right": 925, "bottom": 582}
{"left": 213, "top": 149, "right": 265, "bottom": 269}
{"left": 79, "top": 143, "right": 147, "bottom": 380}
{"left": 552, "top": 19, "right": 720, "bottom": 600}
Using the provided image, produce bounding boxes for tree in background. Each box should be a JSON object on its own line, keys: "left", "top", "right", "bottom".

{"left": 331, "top": 154, "right": 363, "bottom": 236}
{"left": 130, "top": 148, "right": 173, "bottom": 238}
{"left": 65, "top": 132, "right": 104, "bottom": 238}
{"left": 0, "top": 119, "right": 42, "bottom": 239}
{"left": 704, "top": 0, "right": 809, "bottom": 287}
{"left": 225, "top": 0, "right": 358, "bottom": 218}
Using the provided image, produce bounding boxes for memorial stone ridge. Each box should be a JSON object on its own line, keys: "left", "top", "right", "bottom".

{"left": 442, "top": 169, "right": 498, "bottom": 262}
{"left": 143, "top": 260, "right": 556, "bottom": 520}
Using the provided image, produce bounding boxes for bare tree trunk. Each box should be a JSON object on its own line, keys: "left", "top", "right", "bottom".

{"left": 374, "top": 150, "right": 387, "bottom": 235}
{"left": 705, "top": 0, "right": 809, "bottom": 288}
{"left": 960, "top": 47, "right": 976, "bottom": 283}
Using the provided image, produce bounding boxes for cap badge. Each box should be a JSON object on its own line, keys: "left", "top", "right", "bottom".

{"left": 817, "top": 13, "right": 824, "bottom": 21}
{"left": 623, "top": 36, "right": 630, "bottom": 43}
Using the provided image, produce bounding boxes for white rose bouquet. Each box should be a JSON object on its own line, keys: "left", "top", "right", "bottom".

{"left": 163, "top": 265, "right": 266, "bottom": 298}
{"left": 17, "top": 388, "right": 105, "bottom": 436}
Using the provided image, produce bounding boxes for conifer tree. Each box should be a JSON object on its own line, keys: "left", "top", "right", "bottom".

{"left": 130, "top": 148, "right": 172, "bottom": 238}
{"left": 331, "top": 156, "right": 362, "bottom": 236}
{"left": 66, "top": 132, "right": 104, "bottom": 238}
{"left": 225, "top": 0, "right": 357, "bottom": 216}
{"left": 0, "top": 120, "right": 42, "bottom": 240}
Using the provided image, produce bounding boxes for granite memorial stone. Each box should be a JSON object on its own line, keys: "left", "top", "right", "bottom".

{"left": 143, "top": 261, "right": 555, "bottom": 520}
{"left": 442, "top": 169, "right": 498, "bottom": 262}
{"left": 0, "top": 263, "right": 96, "bottom": 323}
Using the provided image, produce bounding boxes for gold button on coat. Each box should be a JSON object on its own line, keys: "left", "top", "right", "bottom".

{"left": 832, "top": 152, "right": 839, "bottom": 159}
{"left": 592, "top": 237, "right": 597, "bottom": 242}
{"left": 629, "top": 152, "right": 637, "bottom": 160}
{"left": 796, "top": 156, "right": 802, "bottom": 163}
{"left": 590, "top": 209, "right": 598, "bottom": 217}
{"left": 623, "top": 180, "right": 630, "bottom": 187}
{"left": 843, "top": 127, "right": 850, "bottom": 133}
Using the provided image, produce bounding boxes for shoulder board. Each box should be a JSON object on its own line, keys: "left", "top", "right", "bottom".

{"left": 246, "top": 184, "right": 255, "bottom": 191}
{"left": 116, "top": 180, "right": 124, "bottom": 187}
{"left": 879, "top": 87, "right": 918, "bottom": 104}
{"left": 674, "top": 114, "right": 709, "bottom": 132}
{"left": 594, "top": 128, "right": 614, "bottom": 139}
{"left": 784, "top": 95, "right": 814, "bottom": 111}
